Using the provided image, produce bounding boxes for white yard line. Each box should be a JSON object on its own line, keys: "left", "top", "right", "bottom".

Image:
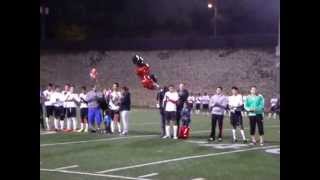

{"left": 40, "top": 168, "right": 151, "bottom": 180}
{"left": 40, "top": 135, "right": 157, "bottom": 147}
{"left": 138, "top": 173, "right": 158, "bottom": 178}
{"left": 53, "top": 165, "right": 79, "bottom": 170}
{"left": 192, "top": 125, "right": 280, "bottom": 134}
{"left": 96, "top": 145, "right": 279, "bottom": 174}
{"left": 40, "top": 125, "right": 279, "bottom": 147}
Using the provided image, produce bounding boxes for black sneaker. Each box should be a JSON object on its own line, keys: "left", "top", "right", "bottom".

{"left": 243, "top": 139, "right": 248, "bottom": 144}
{"left": 232, "top": 139, "right": 238, "bottom": 143}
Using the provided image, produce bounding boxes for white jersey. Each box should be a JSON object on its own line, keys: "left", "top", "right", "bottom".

{"left": 270, "top": 98, "right": 278, "bottom": 107}
{"left": 43, "top": 89, "right": 53, "bottom": 106}
{"left": 201, "top": 95, "right": 210, "bottom": 105}
{"left": 228, "top": 94, "right": 243, "bottom": 110}
{"left": 163, "top": 91, "right": 179, "bottom": 112}
{"left": 51, "top": 92, "right": 66, "bottom": 107}
{"left": 61, "top": 91, "right": 69, "bottom": 107}
{"left": 109, "top": 91, "right": 122, "bottom": 111}
{"left": 187, "top": 96, "right": 195, "bottom": 104}
{"left": 64, "top": 93, "right": 80, "bottom": 108}
{"left": 195, "top": 96, "right": 201, "bottom": 104}
{"left": 79, "top": 93, "right": 88, "bottom": 109}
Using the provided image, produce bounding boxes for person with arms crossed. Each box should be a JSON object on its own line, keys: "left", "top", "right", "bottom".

{"left": 119, "top": 86, "right": 131, "bottom": 135}
{"left": 78, "top": 86, "right": 89, "bottom": 132}
{"left": 109, "top": 83, "right": 122, "bottom": 134}
{"left": 228, "top": 86, "right": 247, "bottom": 143}
{"left": 208, "top": 87, "right": 228, "bottom": 142}
{"left": 244, "top": 86, "right": 265, "bottom": 146}
{"left": 156, "top": 86, "right": 168, "bottom": 137}
{"left": 201, "top": 92, "right": 210, "bottom": 116}
{"left": 85, "top": 85, "right": 103, "bottom": 133}
{"left": 162, "top": 85, "right": 180, "bottom": 139}
{"left": 64, "top": 85, "right": 80, "bottom": 132}
{"left": 195, "top": 93, "right": 201, "bottom": 114}
{"left": 43, "top": 83, "right": 54, "bottom": 131}
{"left": 52, "top": 85, "right": 66, "bottom": 131}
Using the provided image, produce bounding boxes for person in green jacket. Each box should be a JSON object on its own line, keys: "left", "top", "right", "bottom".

{"left": 244, "top": 86, "right": 265, "bottom": 146}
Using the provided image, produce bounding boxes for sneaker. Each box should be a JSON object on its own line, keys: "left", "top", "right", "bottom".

{"left": 260, "top": 142, "right": 264, "bottom": 146}
{"left": 84, "top": 129, "right": 88, "bottom": 133}
{"left": 232, "top": 139, "right": 238, "bottom": 143}
{"left": 250, "top": 141, "right": 257, "bottom": 146}
{"left": 208, "top": 137, "right": 215, "bottom": 142}
{"left": 173, "top": 136, "right": 178, "bottom": 139}
{"left": 243, "top": 139, "right": 248, "bottom": 144}
{"left": 162, "top": 135, "right": 169, "bottom": 139}
{"left": 77, "top": 128, "right": 84, "bottom": 133}
{"left": 218, "top": 138, "right": 222, "bottom": 142}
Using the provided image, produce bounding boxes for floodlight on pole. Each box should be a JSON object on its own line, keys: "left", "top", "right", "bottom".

{"left": 208, "top": 3, "right": 213, "bottom": 9}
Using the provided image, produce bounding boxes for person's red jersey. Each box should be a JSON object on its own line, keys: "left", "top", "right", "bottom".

{"left": 132, "top": 55, "right": 159, "bottom": 90}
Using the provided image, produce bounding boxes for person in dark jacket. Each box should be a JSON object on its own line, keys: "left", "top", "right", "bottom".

{"left": 176, "top": 83, "right": 189, "bottom": 129}
{"left": 156, "top": 86, "right": 168, "bottom": 137}
{"left": 120, "top": 86, "right": 131, "bottom": 135}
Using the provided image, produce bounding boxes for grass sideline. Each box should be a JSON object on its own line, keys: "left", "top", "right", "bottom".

{"left": 41, "top": 108, "right": 280, "bottom": 180}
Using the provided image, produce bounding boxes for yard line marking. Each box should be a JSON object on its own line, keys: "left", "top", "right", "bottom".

{"left": 53, "top": 165, "right": 79, "bottom": 170}
{"left": 192, "top": 125, "right": 280, "bottom": 134}
{"left": 138, "top": 173, "right": 158, "bottom": 178}
{"left": 40, "top": 168, "right": 151, "bottom": 180}
{"left": 40, "top": 125, "right": 279, "bottom": 147}
{"left": 96, "top": 145, "right": 279, "bottom": 174}
{"left": 40, "top": 135, "right": 157, "bottom": 147}
{"left": 192, "top": 178, "right": 206, "bottom": 180}
{"left": 40, "top": 131, "right": 57, "bottom": 135}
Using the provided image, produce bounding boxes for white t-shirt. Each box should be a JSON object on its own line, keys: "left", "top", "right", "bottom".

{"left": 79, "top": 93, "right": 88, "bottom": 109}
{"left": 61, "top": 90, "right": 69, "bottom": 107}
{"left": 228, "top": 94, "right": 243, "bottom": 111}
{"left": 201, "top": 95, "right": 210, "bottom": 105}
{"left": 195, "top": 96, "right": 201, "bottom": 104}
{"left": 51, "top": 92, "right": 66, "bottom": 107}
{"left": 43, "top": 89, "right": 53, "bottom": 106}
{"left": 163, "top": 91, "right": 179, "bottom": 112}
{"left": 64, "top": 93, "right": 80, "bottom": 108}
{"left": 109, "top": 91, "right": 122, "bottom": 111}
{"left": 187, "top": 96, "right": 195, "bottom": 104}
{"left": 270, "top": 98, "right": 278, "bottom": 107}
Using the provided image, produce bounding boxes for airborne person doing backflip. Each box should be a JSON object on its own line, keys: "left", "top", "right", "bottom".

{"left": 132, "top": 55, "right": 160, "bottom": 90}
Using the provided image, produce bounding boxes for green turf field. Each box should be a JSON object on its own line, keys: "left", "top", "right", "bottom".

{"left": 40, "top": 109, "right": 280, "bottom": 180}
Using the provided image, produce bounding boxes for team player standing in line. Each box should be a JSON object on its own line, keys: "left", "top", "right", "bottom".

{"left": 162, "top": 85, "right": 180, "bottom": 139}
{"left": 228, "top": 87, "right": 247, "bottom": 143}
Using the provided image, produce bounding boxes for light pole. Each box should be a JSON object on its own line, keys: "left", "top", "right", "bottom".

{"left": 208, "top": 0, "right": 218, "bottom": 38}
{"left": 40, "top": 3, "right": 49, "bottom": 41}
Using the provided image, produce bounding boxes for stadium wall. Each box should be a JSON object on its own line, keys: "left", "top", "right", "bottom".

{"left": 40, "top": 48, "right": 279, "bottom": 109}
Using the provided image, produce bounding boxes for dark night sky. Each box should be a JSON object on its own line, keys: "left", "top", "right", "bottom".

{"left": 41, "top": 0, "right": 279, "bottom": 40}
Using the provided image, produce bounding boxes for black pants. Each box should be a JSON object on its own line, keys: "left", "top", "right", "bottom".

{"left": 249, "top": 114, "right": 264, "bottom": 135}
{"left": 40, "top": 104, "right": 45, "bottom": 129}
{"left": 210, "top": 114, "right": 224, "bottom": 139}
{"left": 159, "top": 108, "right": 166, "bottom": 136}
{"left": 176, "top": 105, "right": 183, "bottom": 127}
{"left": 230, "top": 111, "right": 243, "bottom": 129}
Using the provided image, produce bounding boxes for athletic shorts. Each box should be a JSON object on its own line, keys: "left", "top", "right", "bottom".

{"left": 270, "top": 106, "right": 277, "bottom": 113}
{"left": 80, "top": 108, "right": 88, "bottom": 119}
{"left": 110, "top": 110, "right": 120, "bottom": 121}
{"left": 196, "top": 104, "right": 201, "bottom": 110}
{"left": 203, "top": 104, "right": 209, "bottom": 110}
{"left": 45, "top": 106, "right": 54, "bottom": 117}
{"left": 230, "top": 111, "right": 243, "bottom": 129}
{"left": 66, "top": 107, "right": 77, "bottom": 118}
{"left": 54, "top": 106, "right": 65, "bottom": 120}
{"left": 165, "top": 111, "right": 176, "bottom": 123}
